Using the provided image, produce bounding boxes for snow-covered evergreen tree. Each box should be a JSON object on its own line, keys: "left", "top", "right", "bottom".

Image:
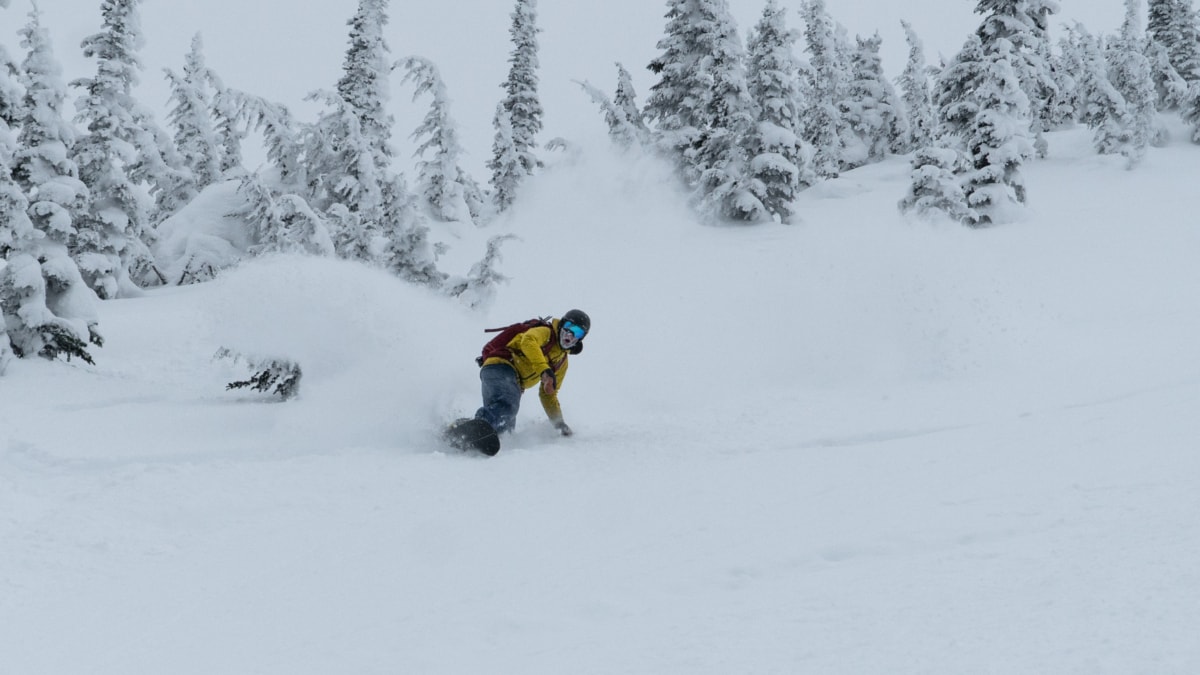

{"left": 1182, "top": 79, "right": 1200, "bottom": 140}
{"left": 1, "top": 252, "right": 98, "bottom": 365}
{"left": 303, "top": 90, "right": 384, "bottom": 259}
{"left": 689, "top": 0, "right": 762, "bottom": 221}
{"left": 962, "top": 39, "right": 1033, "bottom": 226}
{"left": 1145, "top": 37, "right": 1190, "bottom": 109}
{"left": 131, "top": 105, "right": 191, "bottom": 231}
{"left": 237, "top": 92, "right": 303, "bottom": 182}
{"left": 897, "top": 20, "right": 936, "bottom": 152}
{"left": 1107, "top": 0, "right": 1160, "bottom": 167}
{"left": 577, "top": 78, "right": 643, "bottom": 149}
{"left": 13, "top": 6, "right": 88, "bottom": 251}
{"left": 337, "top": 0, "right": 395, "bottom": 175}
{"left": 289, "top": 0, "right": 399, "bottom": 260}
{"left": 164, "top": 34, "right": 223, "bottom": 195}
{"left": 1148, "top": 0, "right": 1200, "bottom": 82}
{"left": 974, "top": 0, "right": 1060, "bottom": 157}
{"left": 210, "top": 81, "right": 245, "bottom": 174}
{"left": 645, "top": 0, "right": 707, "bottom": 159}
{"left": 499, "top": 0, "right": 543, "bottom": 174}
{"left": 839, "top": 32, "right": 907, "bottom": 167}
{"left": 899, "top": 145, "right": 973, "bottom": 221}
{"left": 1, "top": 39, "right": 31, "bottom": 259}
{"left": 745, "top": 0, "right": 812, "bottom": 222}
{"left": 0, "top": 3, "right": 15, "bottom": 369}
{"left": 931, "top": 33, "right": 1033, "bottom": 225}
{"left": 1048, "top": 26, "right": 1087, "bottom": 125}
{"left": 380, "top": 173, "right": 445, "bottom": 287}
{"left": 14, "top": 6, "right": 98, "bottom": 348}
{"left": 799, "top": 0, "right": 845, "bottom": 177}
{"left": 488, "top": 103, "right": 522, "bottom": 212}
{"left": 444, "top": 234, "right": 514, "bottom": 309}
{"left": 2, "top": 19, "right": 99, "bottom": 367}
{"left": 1074, "top": 25, "right": 1130, "bottom": 153}
{"left": 2, "top": 244, "right": 101, "bottom": 363}
{"left": 400, "top": 56, "right": 483, "bottom": 223}
{"left": 936, "top": 34, "right": 989, "bottom": 141}
{"left": 613, "top": 63, "right": 648, "bottom": 139}
{"left": 70, "top": 0, "right": 166, "bottom": 297}
{"left": 579, "top": 62, "right": 650, "bottom": 150}
{"left": 236, "top": 173, "right": 335, "bottom": 257}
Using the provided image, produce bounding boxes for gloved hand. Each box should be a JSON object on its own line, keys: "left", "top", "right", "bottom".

{"left": 540, "top": 369, "right": 557, "bottom": 396}
{"left": 555, "top": 421, "right": 573, "bottom": 437}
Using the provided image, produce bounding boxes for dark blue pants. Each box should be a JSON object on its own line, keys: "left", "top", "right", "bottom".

{"left": 475, "top": 364, "right": 522, "bottom": 433}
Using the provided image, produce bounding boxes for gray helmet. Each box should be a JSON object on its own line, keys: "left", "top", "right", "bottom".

{"left": 561, "top": 309, "right": 590, "bottom": 354}
{"left": 561, "top": 309, "right": 590, "bottom": 336}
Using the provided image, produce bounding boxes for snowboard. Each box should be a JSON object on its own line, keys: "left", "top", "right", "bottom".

{"left": 443, "top": 418, "right": 501, "bottom": 456}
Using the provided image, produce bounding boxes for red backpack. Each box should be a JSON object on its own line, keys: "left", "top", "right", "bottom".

{"left": 475, "top": 317, "right": 553, "bottom": 366}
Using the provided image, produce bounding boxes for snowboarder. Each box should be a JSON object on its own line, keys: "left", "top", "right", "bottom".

{"left": 445, "top": 309, "right": 590, "bottom": 455}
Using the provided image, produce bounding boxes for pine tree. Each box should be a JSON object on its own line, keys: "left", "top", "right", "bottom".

{"left": 1075, "top": 26, "right": 1129, "bottom": 151}
{"left": 1, "top": 40, "right": 32, "bottom": 260}
{"left": 1107, "top": 0, "right": 1159, "bottom": 167}
{"left": 210, "top": 80, "right": 245, "bottom": 173}
{"left": 579, "top": 62, "right": 650, "bottom": 150}
{"left": 499, "top": 0, "right": 543, "bottom": 174}
{"left": 303, "top": 90, "right": 384, "bottom": 259}
{"left": 643, "top": 0, "right": 761, "bottom": 218}
{"left": 745, "top": 0, "right": 811, "bottom": 222}
{"left": 936, "top": 34, "right": 989, "bottom": 141}
{"left": 974, "top": 0, "right": 1060, "bottom": 157}
{"left": 131, "top": 103, "right": 191, "bottom": 230}
{"left": 400, "top": 56, "right": 483, "bottom": 223}
{"left": 839, "top": 32, "right": 907, "bottom": 167}
{"left": 1049, "top": 26, "right": 1087, "bottom": 125}
{"left": 932, "top": 33, "right": 1034, "bottom": 225}
{"left": 1148, "top": 0, "right": 1200, "bottom": 82}
{"left": 645, "top": 0, "right": 707, "bottom": 159}
{"left": 164, "top": 34, "right": 223, "bottom": 194}
{"left": 690, "top": 0, "right": 762, "bottom": 221}
{"left": 1182, "top": 81, "right": 1200, "bottom": 140}
{"left": 292, "top": 0, "right": 400, "bottom": 259}
{"left": 1040, "top": 43, "right": 1078, "bottom": 128}
{"left": 236, "top": 92, "right": 303, "bottom": 181}
{"left": 70, "top": 0, "right": 171, "bottom": 297}
{"left": 236, "top": 173, "right": 335, "bottom": 257}
{"left": 444, "top": 234, "right": 515, "bottom": 309}
{"left": 380, "top": 173, "right": 445, "bottom": 287}
{"left": 2, "top": 15, "right": 99, "bottom": 366}
{"left": 613, "top": 63, "right": 648, "bottom": 139}
{"left": 337, "top": 0, "right": 395, "bottom": 174}
{"left": 1145, "top": 37, "right": 1190, "bottom": 109}
{"left": 962, "top": 39, "right": 1033, "bottom": 226}
{"left": 13, "top": 5, "right": 89, "bottom": 250}
{"left": 577, "top": 78, "right": 643, "bottom": 149}
{"left": 0, "top": 2, "right": 17, "bottom": 369}
{"left": 899, "top": 145, "right": 973, "bottom": 221}
{"left": 897, "top": 20, "right": 936, "bottom": 152}
{"left": 488, "top": 103, "right": 522, "bottom": 212}
{"left": 799, "top": 0, "right": 844, "bottom": 177}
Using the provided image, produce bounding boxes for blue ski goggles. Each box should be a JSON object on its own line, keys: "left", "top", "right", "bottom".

{"left": 562, "top": 321, "right": 586, "bottom": 341}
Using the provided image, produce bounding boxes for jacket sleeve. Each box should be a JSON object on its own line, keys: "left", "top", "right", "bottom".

{"left": 539, "top": 358, "right": 568, "bottom": 423}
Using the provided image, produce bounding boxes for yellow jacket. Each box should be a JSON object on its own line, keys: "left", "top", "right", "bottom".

{"left": 480, "top": 319, "right": 570, "bottom": 423}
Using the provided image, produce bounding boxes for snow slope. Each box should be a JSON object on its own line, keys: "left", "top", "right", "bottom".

{"left": 4, "top": 120, "right": 1200, "bottom": 673}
